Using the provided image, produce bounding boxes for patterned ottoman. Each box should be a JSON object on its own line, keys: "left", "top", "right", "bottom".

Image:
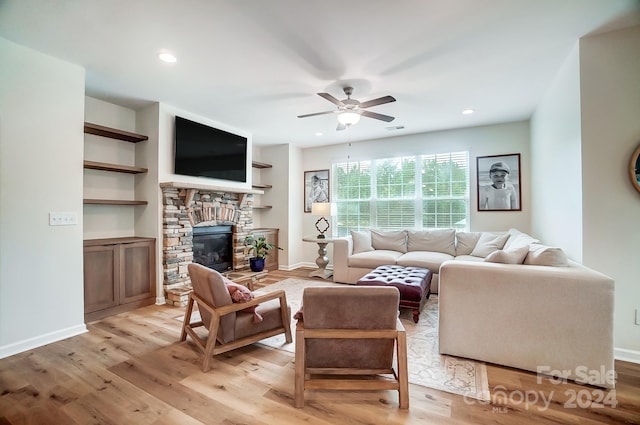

{"left": 356, "top": 265, "right": 432, "bottom": 323}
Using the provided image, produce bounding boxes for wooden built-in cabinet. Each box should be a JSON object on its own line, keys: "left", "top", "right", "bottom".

{"left": 251, "top": 228, "right": 279, "bottom": 271}
{"left": 83, "top": 122, "right": 149, "bottom": 205}
{"left": 251, "top": 161, "right": 273, "bottom": 209}
{"left": 83, "top": 237, "right": 156, "bottom": 322}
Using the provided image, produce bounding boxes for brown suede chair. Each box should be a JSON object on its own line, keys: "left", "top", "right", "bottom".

{"left": 294, "top": 286, "right": 409, "bottom": 408}
{"left": 181, "top": 263, "right": 292, "bottom": 372}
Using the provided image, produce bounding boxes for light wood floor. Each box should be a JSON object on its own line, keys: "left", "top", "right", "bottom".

{"left": 1, "top": 268, "right": 639, "bottom": 424}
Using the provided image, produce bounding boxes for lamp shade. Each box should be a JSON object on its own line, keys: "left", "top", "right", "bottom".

{"left": 311, "top": 202, "right": 333, "bottom": 216}
{"left": 337, "top": 111, "right": 361, "bottom": 126}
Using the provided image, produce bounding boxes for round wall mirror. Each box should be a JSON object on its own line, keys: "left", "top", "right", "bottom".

{"left": 630, "top": 145, "right": 640, "bottom": 193}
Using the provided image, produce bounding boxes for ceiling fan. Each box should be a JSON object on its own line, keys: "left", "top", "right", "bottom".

{"left": 297, "top": 86, "right": 396, "bottom": 130}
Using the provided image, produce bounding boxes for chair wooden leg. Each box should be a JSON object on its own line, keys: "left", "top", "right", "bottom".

{"left": 280, "top": 294, "right": 293, "bottom": 343}
{"left": 180, "top": 296, "right": 195, "bottom": 341}
{"left": 294, "top": 327, "right": 305, "bottom": 408}
{"left": 201, "top": 313, "right": 221, "bottom": 373}
{"left": 396, "top": 331, "right": 409, "bottom": 409}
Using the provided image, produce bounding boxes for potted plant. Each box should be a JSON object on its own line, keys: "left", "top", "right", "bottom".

{"left": 244, "top": 234, "right": 282, "bottom": 272}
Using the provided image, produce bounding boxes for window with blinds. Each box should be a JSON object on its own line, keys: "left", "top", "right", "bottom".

{"left": 333, "top": 152, "right": 469, "bottom": 236}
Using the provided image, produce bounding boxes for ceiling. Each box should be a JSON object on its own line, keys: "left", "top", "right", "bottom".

{"left": 1, "top": 0, "right": 639, "bottom": 148}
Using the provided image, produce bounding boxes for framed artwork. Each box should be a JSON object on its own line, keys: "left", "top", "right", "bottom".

{"left": 477, "top": 153, "right": 522, "bottom": 211}
{"left": 304, "top": 169, "right": 330, "bottom": 213}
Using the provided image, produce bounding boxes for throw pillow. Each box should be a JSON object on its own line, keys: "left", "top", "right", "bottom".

{"left": 351, "top": 230, "right": 373, "bottom": 254}
{"left": 225, "top": 280, "right": 263, "bottom": 323}
{"left": 407, "top": 229, "right": 456, "bottom": 255}
{"left": 484, "top": 245, "right": 530, "bottom": 264}
{"left": 503, "top": 228, "right": 540, "bottom": 251}
{"left": 455, "top": 232, "right": 482, "bottom": 256}
{"left": 370, "top": 229, "right": 408, "bottom": 253}
{"left": 470, "top": 232, "right": 509, "bottom": 257}
{"left": 524, "top": 244, "right": 569, "bottom": 267}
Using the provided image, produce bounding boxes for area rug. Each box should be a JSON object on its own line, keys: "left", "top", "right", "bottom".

{"left": 254, "top": 278, "right": 490, "bottom": 401}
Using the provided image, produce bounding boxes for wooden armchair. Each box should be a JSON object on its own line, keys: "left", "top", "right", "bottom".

{"left": 181, "top": 263, "right": 292, "bottom": 372}
{"left": 294, "top": 286, "right": 409, "bottom": 408}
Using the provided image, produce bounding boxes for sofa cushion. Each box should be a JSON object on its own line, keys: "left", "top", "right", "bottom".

{"left": 371, "top": 229, "right": 407, "bottom": 253}
{"left": 396, "top": 251, "right": 454, "bottom": 271}
{"left": 524, "top": 244, "right": 569, "bottom": 267}
{"left": 470, "top": 232, "right": 509, "bottom": 257}
{"left": 351, "top": 230, "right": 373, "bottom": 254}
{"left": 503, "top": 228, "right": 539, "bottom": 251}
{"left": 453, "top": 254, "right": 485, "bottom": 262}
{"left": 455, "top": 232, "right": 482, "bottom": 255}
{"left": 484, "top": 246, "right": 530, "bottom": 264}
{"left": 407, "top": 229, "right": 456, "bottom": 255}
{"left": 348, "top": 250, "right": 404, "bottom": 269}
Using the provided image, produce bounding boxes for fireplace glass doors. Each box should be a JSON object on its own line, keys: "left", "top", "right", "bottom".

{"left": 192, "top": 225, "right": 233, "bottom": 272}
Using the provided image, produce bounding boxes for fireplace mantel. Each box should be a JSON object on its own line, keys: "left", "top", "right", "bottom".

{"left": 160, "top": 181, "right": 264, "bottom": 206}
{"left": 160, "top": 181, "right": 263, "bottom": 195}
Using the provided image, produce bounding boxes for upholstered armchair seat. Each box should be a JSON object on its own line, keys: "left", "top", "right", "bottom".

{"left": 181, "top": 263, "right": 292, "bottom": 372}
{"left": 294, "top": 286, "right": 409, "bottom": 409}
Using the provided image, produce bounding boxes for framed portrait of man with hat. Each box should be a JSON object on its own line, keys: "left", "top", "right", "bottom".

{"left": 477, "top": 153, "right": 521, "bottom": 211}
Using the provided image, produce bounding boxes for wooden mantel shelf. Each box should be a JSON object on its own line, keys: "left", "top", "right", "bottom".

{"left": 160, "top": 182, "right": 263, "bottom": 195}
{"left": 84, "top": 199, "right": 148, "bottom": 205}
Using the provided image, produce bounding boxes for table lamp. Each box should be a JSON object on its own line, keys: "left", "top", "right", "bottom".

{"left": 311, "top": 202, "right": 333, "bottom": 239}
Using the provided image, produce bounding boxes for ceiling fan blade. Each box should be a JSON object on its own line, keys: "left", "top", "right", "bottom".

{"left": 336, "top": 122, "right": 347, "bottom": 131}
{"left": 360, "top": 110, "right": 395, "bottom": 122}
{"left": 297, "top": 110, "right": 336, "bottom": 118}
{"left": 318, "top": 92, "right": 345, "bottom": 107}
{"left": 358, "top": 95, "right": 396, "bottom": 109}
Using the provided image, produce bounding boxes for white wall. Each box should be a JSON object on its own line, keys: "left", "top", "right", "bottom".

{"left": 530, "top": 45, "right": 583, "bottom": 261}
{"left": 258, "top": 144, "right": 294, "bottom": 268}
{"left": 136, "top": 103, "right": 163, "bottom": 302}
{"left": 0, "top": 38, "right": 87, "bottom": 357}
{"left": 580, "top": 26, "right": 640, "bottom": 358}
{"left": 298, "top": 121, "right": 531, "bottom": 266}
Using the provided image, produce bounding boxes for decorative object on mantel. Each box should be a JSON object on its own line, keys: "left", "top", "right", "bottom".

{"left": 244, "top": 234, "right": 282, "bottom": 272}
{"left": 311, "top": 202, "right": 334, "bottom": 239}
{"left": 476, "top": 153, "right": 522, "bottom": 211}
{"left": 629, "top": 143, "right": 640, "bottom": 193}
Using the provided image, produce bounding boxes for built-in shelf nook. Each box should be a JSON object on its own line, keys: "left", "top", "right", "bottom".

{"left": 82, "top": 122, "right": 156, "bottom": 321}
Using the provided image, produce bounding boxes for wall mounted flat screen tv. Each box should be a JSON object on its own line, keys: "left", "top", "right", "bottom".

{"left": 174, "top": 116, "right": 247, "bottom": 182}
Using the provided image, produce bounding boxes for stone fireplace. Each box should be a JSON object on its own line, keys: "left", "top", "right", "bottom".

{"left": 160, "top": 182, "right": 259, "bottom": 305}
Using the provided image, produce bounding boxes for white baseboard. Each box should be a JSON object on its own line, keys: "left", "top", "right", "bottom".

{"left": 0, "top": 324, "right": 87, "bottom": 360}
{"left": 278, "top": 262, "right": 333, "bottom": 271}
{"left": 156, "top": 296, "right": 166, "bottom": 305}
{"left": 614, "top": 347, "right": 640, "bottom": 364}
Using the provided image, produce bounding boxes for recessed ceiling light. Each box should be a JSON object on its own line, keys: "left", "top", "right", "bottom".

{"left": 158, "top": 51, "right": 177, "bottom": 63}
{"left": 315, "top": 132, "right": 323, "bottom": 136}
{"left": 462, "top": 108, "right": 475, "bottom": 115}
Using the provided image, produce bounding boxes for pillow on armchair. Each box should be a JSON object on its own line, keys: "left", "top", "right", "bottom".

{"left": 225, "top": 279, "right": 263, "bottom": 323}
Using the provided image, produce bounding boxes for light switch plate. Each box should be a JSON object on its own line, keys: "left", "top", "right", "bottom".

{"left": 49, "top": 211, "right": 78, "bottom": 226}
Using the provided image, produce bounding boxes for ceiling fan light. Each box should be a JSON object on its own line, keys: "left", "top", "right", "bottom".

{"left": 337, "top": 111, "right": 361, "bottom": 126}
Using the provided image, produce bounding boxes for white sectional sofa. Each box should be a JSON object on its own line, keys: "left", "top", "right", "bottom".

{"left": 332, "top": 228, "right": 615, "bottom": 388}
